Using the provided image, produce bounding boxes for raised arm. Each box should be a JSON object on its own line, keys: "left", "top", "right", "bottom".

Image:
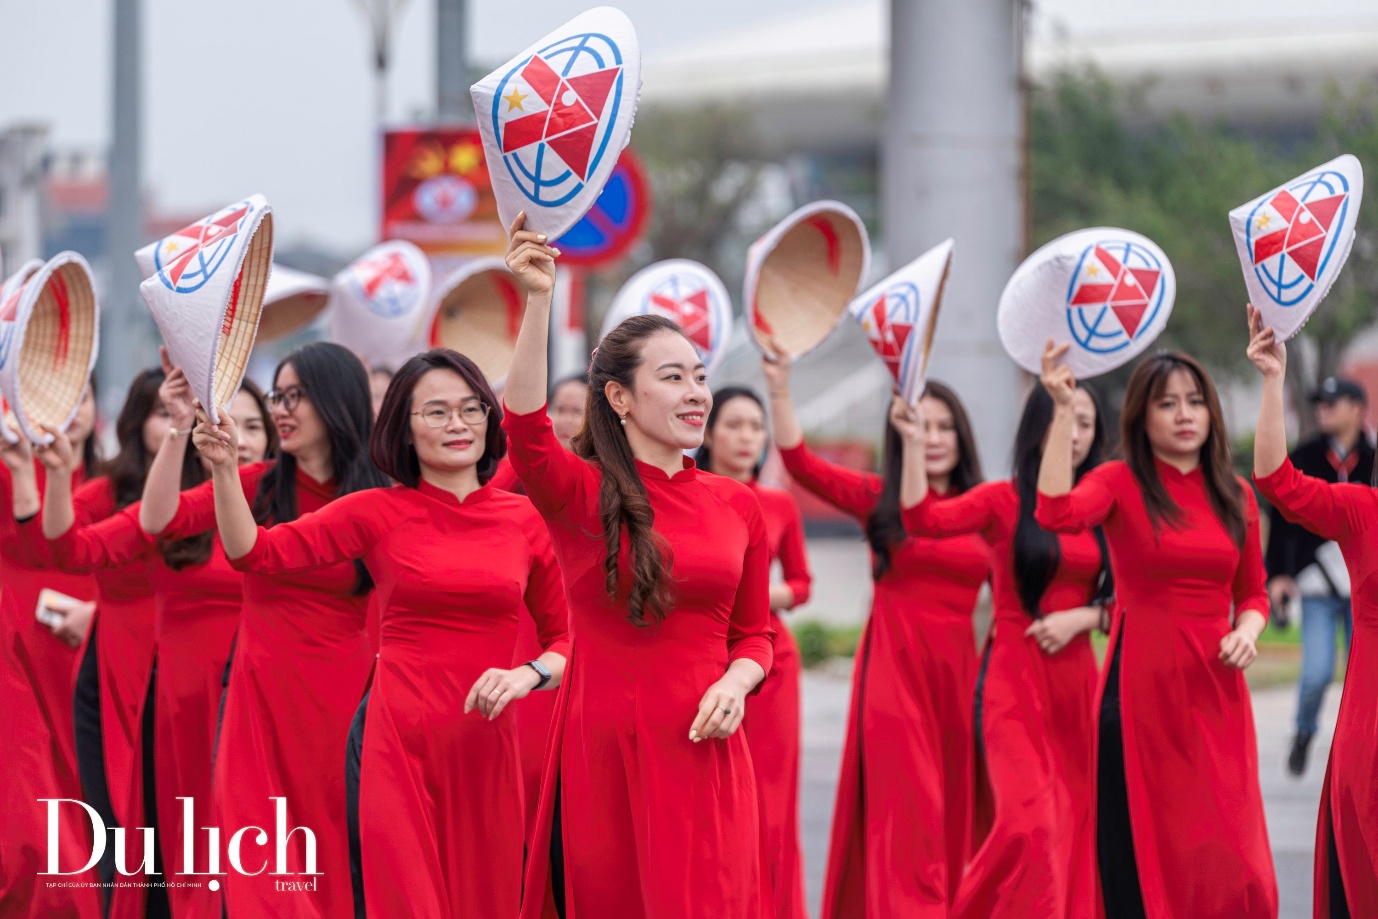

{"left": 37, "top": 425, "right": 83, "bottom": 540}
{"left": 224, "top": 489, "right": 382, "bottom": 576}
{"left": 903, "top": 480, "right": 1007, "bottom": 542}
{"left": 49, "top": 505, "right": 152, "bottom": 573}
{"left": 1, "top": 430, "right": 38, "bottom": 521}
{"left": 1036, "top": 339, "right": 1077, "bottom": 499}
{"left": 1246, "top": 304, "right": 1288, "bottom": 479}
{"left": 188, "top": 402, "right": 261, "bottom": 560}
{"left": 140, "top": 350, "right": 198, "bottom": 534}
{"left": 503, "top": 212, "right": 561, "bottom": 416}
{"left": 760, "top": 338, "right": 803, "bottom": 450}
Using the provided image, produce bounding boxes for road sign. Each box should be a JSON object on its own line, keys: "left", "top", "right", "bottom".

{"left": 553, "top": 149, "right": 650, "bottom": 269}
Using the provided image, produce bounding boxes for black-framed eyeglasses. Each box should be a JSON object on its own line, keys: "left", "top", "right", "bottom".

{"left": 266, "top": 386, "right": 306, "bottom": 413}
{"left": 411, "top": 402, "right": 491, "bottom": 428}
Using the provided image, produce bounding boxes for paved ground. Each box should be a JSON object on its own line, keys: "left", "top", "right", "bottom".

{"left": 794, "top": 667, "right": 1340, "bottom": 919}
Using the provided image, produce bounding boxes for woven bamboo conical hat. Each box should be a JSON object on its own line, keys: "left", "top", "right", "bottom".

{"left": 0, "top": 253, "right": 100, "bottom": 444}
{"left": 743, "top": 200, "right": 870, "bottom": 357}
{"left": 427, "top": 257, "right": 524, "bottom": 387}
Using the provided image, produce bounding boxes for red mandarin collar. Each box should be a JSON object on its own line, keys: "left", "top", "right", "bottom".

{"left": 415, "top": 477, "right": 494, "bottom": 507}
{"left": 1152, "top": 454, "right": 1204, "bottom": 483}
{"left": 293, "top": 465, "right": 337, "bottom": 500}
{"left": 633, "top": 455, "right": 698, "bottom": 483}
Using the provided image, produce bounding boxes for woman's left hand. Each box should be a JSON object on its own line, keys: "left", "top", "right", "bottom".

{"left": 464, "top": 666, "right": 541, "bottom": 720}
{"left": 888, "top": 393, "right": 924, "bottom": 443}
{"left": 1219, "top": 627, "right": 1260, "bottom": 669}
{"left": 33, "top": 425, "right": 78, "bottom": 475}
{"left": 689, "top": 673, "right": 749, "bottom": 741}
{"left": 1025, "top": 607, "right": 1092, "bottom": 656}
{"left": 45, "top": 597, "right": 96, "bottom": 649}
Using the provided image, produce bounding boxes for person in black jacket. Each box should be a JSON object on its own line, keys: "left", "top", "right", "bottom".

{"left": 1264, "top": 375, "right": 1374, "bottom": 777}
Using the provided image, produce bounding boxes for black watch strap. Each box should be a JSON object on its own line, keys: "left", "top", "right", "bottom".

{"left": 526, "top": 659, "right": 552, "bottom": 690}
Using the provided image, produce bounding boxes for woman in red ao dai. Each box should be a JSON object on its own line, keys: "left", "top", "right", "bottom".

{"left": 1248, "top": 304, "right": 1375, "bottom": 919}
{"left": 501, "top": 214, "right": 776, "bottom": 919}
{"left": 194, "top": 347, "right": 571, "bottom": 919}
{"left": 899, "top": 384, "right": 1112, "bottom": 919}
{"left": 1035, "top": 341, "right": 1276, "bottom": 919}
{"left": 762, "top": 348, "right": 990, "bottom": 919}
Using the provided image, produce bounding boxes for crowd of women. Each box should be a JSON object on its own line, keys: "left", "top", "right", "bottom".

{"left": 0, "top": 213, "right": 1372, "bottom": 919}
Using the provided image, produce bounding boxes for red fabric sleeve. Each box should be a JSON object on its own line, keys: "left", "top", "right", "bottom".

{"left": 1254, "top": 456, "right": 1372, "bottom": 544}
{"left": 164, "top": 463, "right": 266, "bottom": 539}
{"left": 10, "top": 515, "right": 54, "bottom": 567}
{"left": 1035, "top": 463, "right": 1119, "bottom": 533}
{"left": 775, "top": 496, "right": 813, "bottom": 607}
{"left": 500, "top": 403, "right": 598, "bottom": 528}
{"left": 902, "top": 480, "right": 1008, "bottom": 543}
{"left": 230, "top": 489, "right": 382, "bottom": 574}
{"left": 726, "top": 491, "right": 775, "bottom": 680}
{"left": 776, "top": 442, "right": 881, "bottom": 522}
{"left": 50, "top": 505, "right": 152, "bottom": 572}
{"left": 520, "top": 515, "right": 573, "bottom": 662}
{"left": 1233, "top": 481, "right": 1271, "bottom": 623}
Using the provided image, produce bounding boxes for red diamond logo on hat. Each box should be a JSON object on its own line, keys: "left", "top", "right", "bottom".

{"left": 355, "top": 251, "right": 415, "bottom": 299}
{"left": 649, "top": 289, "right": 712, "bottom": 351}
{"left": 1068, "top": 245, "right": 1160, "bottom": 338}
{"left": 500, "top": 54, "right": 621, "bottom": 181}
{"left": 160, "top": 205, "right": 249, "bottom": 287}
{"left": 861, "top": 293, "right": 914, "bottom": 380}
{"left": 1251, "top": 189, "right": 1346, "bottom": 280}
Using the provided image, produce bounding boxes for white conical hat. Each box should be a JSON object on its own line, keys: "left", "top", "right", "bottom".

{"left": 601, "top": 259, "right": 734, "bottom": 376}
{"left": 257, "top": 265, "right": 330, "bottom": 342}
{"left": 0, "top": 253, "right": 100, "bottom": 445}
{"left": 137, "top": 196, "right": 274, "bottom": 424}
{"left": 328, "top": 240, "right": 433, "bottom": 368}
{"left": 1229, "top": 154, "right": 1363, "bottom": 341}
{"left": 847, "top": 240, "right": 953, "bottom": 405}
{"left": 471, "top": 6, "right": 641, "bottom": 240}
{"left": 743, "top": 200, "right": 871, "bottom": 357}
{"left": 137, "top": 244, "right": 327, "bottom": 347}
{"left": 426, "top": 257, "right": 525, "bottom": 387}
{"left": 998, "top": 228, "right": 1175, "bottom": 379}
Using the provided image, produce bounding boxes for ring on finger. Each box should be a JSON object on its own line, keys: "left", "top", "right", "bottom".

{"left": 719, "top": 706, "right": 732, "bottom": 715}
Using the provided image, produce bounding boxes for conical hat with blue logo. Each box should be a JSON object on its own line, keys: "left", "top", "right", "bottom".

{"left": 471, "top": 6, "right": 641, "bottom": 240}
{"left": 998, "top": 227, "right": 1176, "bottom": 379}
{"left": 426, "top": 257, "right": 524, "bottom": 387}
{"left": 0, "top": 253, "right": 100, "bottom": 445}
{"left": 137, "top": 195, "right": 274, "bottom": 424}
{"left": 743, "top": 201, "right": 871, "bottom": 357}
{"left": 1229, "top": 154, "right": 1363, "bottom": 342}
{"left": 601, "top": 259, "right": 734, "bottom": 376}
{"left": 328, "top": 240, "right": 433, "bottom": 368}
{"left": 847, "top": 240, "right": 952, "bottom": 405}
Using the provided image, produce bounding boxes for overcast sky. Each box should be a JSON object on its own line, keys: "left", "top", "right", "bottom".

{"left": 4, "top": 0, "right": 1377, "bottom": 257}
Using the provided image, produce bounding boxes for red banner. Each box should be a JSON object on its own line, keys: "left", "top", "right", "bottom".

{"left": 380, "top": 127, "right": 508, "bottom": 259}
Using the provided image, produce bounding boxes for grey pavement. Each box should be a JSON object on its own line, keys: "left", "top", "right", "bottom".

{"left": 793, "top": 664, "right": 1340, "bottom": 919}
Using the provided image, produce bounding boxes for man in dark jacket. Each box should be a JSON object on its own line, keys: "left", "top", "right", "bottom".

{"left": 1264, "top": 376, "right": 1374, "bottom": 777}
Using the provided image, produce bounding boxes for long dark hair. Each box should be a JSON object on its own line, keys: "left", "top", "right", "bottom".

{"left": 256, "top": 343, "right": 388, "bottom": 593}
{"left": 79, "top": 375, "right": 101, "bottom": 477}
{"left": 696, "top": 386, "right": 766, "bottom": 479}
{"left": 371, "top": 348, "right": 505, "bottom": 487}
{"left": 866, "top": 380, "right": 983, "bottom": 581}
{"left": 162, "top": 378, "right": 276, "bottom": 570}
{"left": 1121, "top": 352, "right": 1245, "bottom": 547}
{"left": 574, "top": 314, "right": 692, "bottom": 628}
{"left": 1012, "top": 386, "right": 1114, "bottom": 617}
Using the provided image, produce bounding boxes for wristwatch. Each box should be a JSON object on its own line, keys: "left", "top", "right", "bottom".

{"left": 525, "top": 660, "right": 552, "bottom": 690}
